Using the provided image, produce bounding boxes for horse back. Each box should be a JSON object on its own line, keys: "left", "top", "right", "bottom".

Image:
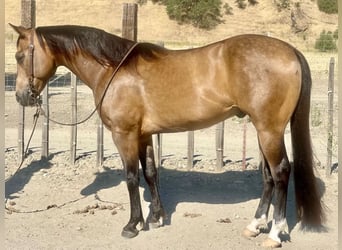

{"left": 114, "top": 35, "right": 302, "bottom": 135}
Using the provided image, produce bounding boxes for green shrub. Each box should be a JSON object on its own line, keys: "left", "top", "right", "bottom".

{"left": 223, "top": 3, "right": 233, "bottom": 15}
{"left": 274, "top": 0, "right": 291, "bottom": 11}
{"left": 317, "top": 0, "right": 338, "bottom": 14}
{"left": 235, "top": 0, "right": 247, "bottom": 9}
{"left": 314, "top": 30, "right": 337, "bottom": 52}
{"left": 165, "top": 0, "right": 224, "bottom": 30}
{"left": 136, "top": 0, "right": 147, "bottom": 5}
{"left": 333, "top": 29, "right": 338, "bottom": 40}
{"left": 248, "top": 0, "right": 259, "bottom": 6}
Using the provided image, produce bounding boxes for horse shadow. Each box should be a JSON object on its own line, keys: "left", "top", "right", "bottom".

{"left": 6, "top": 149, "right": 326, "bottom": 237}
{"left": 80, "top": 159, "right": 326, "bottom": 234}
{"left": 147, "top": 166, "right": 263, "bottom": 225}
{"left": 80, "top": 161, "right": 262, "bottom": 216}
{"left": 5, "top": 150, "right": 65, "bottom": 199}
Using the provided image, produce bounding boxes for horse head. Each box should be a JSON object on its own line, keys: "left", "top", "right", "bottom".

{"left": 10, "top": 24, "right": 56, "bottom": 106}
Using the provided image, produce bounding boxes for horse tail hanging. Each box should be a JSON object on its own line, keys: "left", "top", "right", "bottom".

{"left": 290, "top": 49, "right": 325, "bottom": 230}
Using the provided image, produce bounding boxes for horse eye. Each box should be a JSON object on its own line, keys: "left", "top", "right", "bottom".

{"left": 15, "top": 52, "right": 25, "bottom": 63}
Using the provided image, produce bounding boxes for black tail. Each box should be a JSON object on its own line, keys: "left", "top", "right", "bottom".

{"left": 291, "top": 49, "right": 325, "bottom": 230}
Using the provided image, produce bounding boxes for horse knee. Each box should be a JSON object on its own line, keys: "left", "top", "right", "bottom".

{"left": 144, "top": 158, "right": 157, "bottom": 179}
{"left": 145, "top": 167, "right": 157, "bottom": 182}
{"left": 126, "top": 171, "right": 139, "bottom": 189}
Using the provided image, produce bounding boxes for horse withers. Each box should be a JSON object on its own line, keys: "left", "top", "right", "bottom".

{"left": 10, "top": 24, "right": 325, "bottom": 248}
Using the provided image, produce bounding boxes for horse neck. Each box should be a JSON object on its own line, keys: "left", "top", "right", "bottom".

{"left": 56, "top": 53, "right": 114, "bottom": 92}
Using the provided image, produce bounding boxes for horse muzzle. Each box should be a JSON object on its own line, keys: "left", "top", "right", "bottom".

{"left": 15, "top": 87, "right": 40, "bottom": 106}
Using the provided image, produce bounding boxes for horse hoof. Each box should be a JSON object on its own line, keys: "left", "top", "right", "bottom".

{"left": 261, "top": 238, "right": 281, "bottom": 248}
{"left": 242, "top": 228, "right": 259, "bottom": 238}
{"left": 149, "top": 216, "right": 164, "bottom": 229}
{"left": 121, "top": 228, "right": 139, "bottom": 238}
{"left": 149, "top": 220, "right": 161, "bottom": 229}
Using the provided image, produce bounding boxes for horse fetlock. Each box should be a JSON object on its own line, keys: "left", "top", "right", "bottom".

{"left": 149, "top": 210, "right": 166, "bottom": 228}
{"left": 149, "top": 214, "right": 165, "bottom": 229}
{"left": 136, "top": 219, "right": 147, "bottom": 231}
{"left": 266, "top": 219, "right": 287, "bottom": 246}
{"left": 149, "top": 220, "right": 162, "bottom": 229}
{"left": 244, "top": 214, "right": 268, "bottom": 237}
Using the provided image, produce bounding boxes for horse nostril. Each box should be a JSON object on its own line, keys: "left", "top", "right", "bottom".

{"left": 15, "top": 92, "right": 24, "bottom": 105}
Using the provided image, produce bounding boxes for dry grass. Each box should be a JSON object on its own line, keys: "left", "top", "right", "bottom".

{"left": 5, "top": 0, "right": 337, "bottom": 46}
{"left": 4, "top": 0, "right": 338, "bottom": 72}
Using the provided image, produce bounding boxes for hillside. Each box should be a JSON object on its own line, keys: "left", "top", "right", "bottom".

{"left": 5, "top": 0, "right": 338, "bottom": 50}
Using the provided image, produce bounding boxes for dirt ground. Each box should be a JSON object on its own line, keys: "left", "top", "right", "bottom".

{"left": 4, "top": 83, "right": 338, "bottom": 249}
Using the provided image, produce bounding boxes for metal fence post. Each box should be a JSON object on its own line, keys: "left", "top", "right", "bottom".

{"left": 70, "top": 73, "right": 77, "bottom": 164}
{"left": 187, "top": 131, "right": 194, "bottom": 169}
{"left": 155, "top": 134, "right": 162, "bottom": 168}
{"left": 326, "top": 57, "right": 335, "bottom": 176}
{"left": 41, "top": 84, "right": 49, "bottom": 158}
{"left": 216, "top": 121, "right": 224, "bottom": 170}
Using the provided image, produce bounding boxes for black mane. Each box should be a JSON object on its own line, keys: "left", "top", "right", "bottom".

{"left": 35, "top": 25, "right": 166, "bottom": 67}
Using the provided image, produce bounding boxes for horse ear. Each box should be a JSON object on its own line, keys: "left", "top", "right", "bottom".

{"left": 9, "top": 23, "right": 29, "bottom": 37}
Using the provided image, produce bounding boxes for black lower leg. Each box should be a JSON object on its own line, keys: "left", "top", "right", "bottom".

{"left": 255, "top": 158, "right": 274, "bottom": 220}
{"left": 271, "top": 158, "right": 291, "bottom": 225}
{"left": 139, "top": 138, "right": 165, "bottom": 225}
{"left": 122, "top": 168, "right": 144, "bottom": 238}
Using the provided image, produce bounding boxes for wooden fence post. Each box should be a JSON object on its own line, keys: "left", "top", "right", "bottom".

{"left": 326, "top": 57, "right": 335, "bottom": 176}
{"left": 70, "top": 73, "right": 77, "bottom": 164}
{"left": 21, "top": 0, "right": 35, "bottom": 28}
{"left": 18, "top": 0, "right": 35, "bottom": 160}
{"left": 122, "top": 3, "right": 138, "bottom": 41}
{"left": 216, "top": 121, "right": 224, "bottom": 170}
{"left": 96, "top": 3, "right": 139, "bottom": 167}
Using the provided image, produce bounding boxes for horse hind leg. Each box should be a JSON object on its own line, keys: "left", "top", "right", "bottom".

{"left": 257, "top": 130, "right": 291, "bottom": 248}
{"left": 139, "top": 136, "right": 166, "bottom": 229}
{"left": 243, "top": 147, "right": 274, "bottom": 238}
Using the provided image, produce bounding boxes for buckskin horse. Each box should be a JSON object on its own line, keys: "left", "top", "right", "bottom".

{"left": 10, "top": 24, "right": 325, "bottom": 248}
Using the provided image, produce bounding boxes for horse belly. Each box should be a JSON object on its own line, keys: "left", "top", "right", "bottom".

{"left": 141, "top": 92, "right": 239, "bottom": 134}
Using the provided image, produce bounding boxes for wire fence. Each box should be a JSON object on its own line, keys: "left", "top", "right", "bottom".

{"left": 5, "top": 42, "right": 339, "bottom": 170}
{"left": 4, "top": 2, "right": 339, "bottom": 171}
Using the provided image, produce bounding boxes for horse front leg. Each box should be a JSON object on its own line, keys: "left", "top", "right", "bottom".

{"left": 112, "top": 130, "right": 145, "bottom": 238}
{"left": 139, "top": 136, "right": 166, "bottom": 229}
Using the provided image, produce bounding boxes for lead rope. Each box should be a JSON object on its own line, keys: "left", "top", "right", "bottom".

{"left": 39, "top": 42, "right": 139, "bottom": 126}
{"left": 5, "top": 106, "right": 40, "bottom": 183}
{"left": 5, "top": 42, "right": 139, "bottom": 213}
{"left": 6, "top": 43, "right": 139, "bottom": 180}
{"left": 5, "top": 106, "right": 41, "bottom": 210}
